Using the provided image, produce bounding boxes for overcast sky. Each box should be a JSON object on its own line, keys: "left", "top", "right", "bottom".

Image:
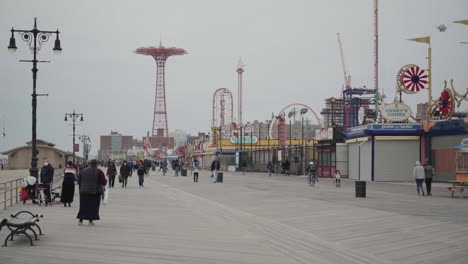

{"left": 1, "top": 0, "right": 467, "bottom": 156}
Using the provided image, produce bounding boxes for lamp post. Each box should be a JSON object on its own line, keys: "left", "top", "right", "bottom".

{"left": 288, "top": 110, "right": 294, "bottom": 147}
{"left": 79, "top": 135, "right": 91, "bottom": 162}
{"left": 64, "top": 110, "right": 84, "bottom": 164}
{"left": 8, "top": 17, "right": 62, "bottom": 178}
{"left": 300, "top": 108, "right": 308, "bottom": 174}
{"left": 265, "top": 119, "right": 272, "bottom": 163}
{"left": 330, "top": 97, "right": 336, "bottom": 127}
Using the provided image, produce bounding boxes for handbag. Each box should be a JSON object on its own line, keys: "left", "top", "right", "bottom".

{"left": 20, "top": 189, "right": 29, "bottom": 201}
{"left": 103, "top": 187, "right": 109, "bottom": 205}
{"left": 118, "top": 174, "right": 123, "bottom": 183}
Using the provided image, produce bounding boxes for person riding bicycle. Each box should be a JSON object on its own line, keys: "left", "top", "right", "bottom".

{"left": 334, "top": 168, "right": 341, "bottom": 188}
{"left": 306, "top": 161, "right": 317, "bottom": 186}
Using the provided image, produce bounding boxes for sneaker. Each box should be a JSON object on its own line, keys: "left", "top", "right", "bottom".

{"left": 89, "top": 221, "right": 95, "bottom": 226}
{"left": 78, "top": 220, "right": 83, "bottom": 226}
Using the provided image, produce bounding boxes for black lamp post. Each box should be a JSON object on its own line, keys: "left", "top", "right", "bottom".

{"left": 330, "top": 97, "right": 336, "bottom": 127}
{"left": 64, "top": 110, "right": 84, "bottom": 164}
{"left": 300, "top": 108, "right": 308, "bottom": 174}
{"left": 8, "top": 17, "right": 62, "bottom": 178}
{"left": 79, "top": 135, "right": 91, "bottom": 162}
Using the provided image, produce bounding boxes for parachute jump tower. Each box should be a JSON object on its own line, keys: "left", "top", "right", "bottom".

{"left": 134, "top": 43, "right": 187, "bottom": 138}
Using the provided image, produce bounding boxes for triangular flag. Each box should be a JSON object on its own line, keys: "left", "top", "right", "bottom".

{"left": 454, "top": 20, "right": 468, "bottom": 25}
{"left": 408, "top": 36, "right": 430, "bottom": 44}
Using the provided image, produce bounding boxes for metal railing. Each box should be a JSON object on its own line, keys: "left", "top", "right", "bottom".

{"left": 0, "top": 178, "right": 23, "bottom": 210}
{"left": 0, "top": 169, "right": 63, "bottom": 210}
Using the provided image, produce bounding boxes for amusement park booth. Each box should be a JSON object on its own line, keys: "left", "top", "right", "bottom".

{"left": 422, "top": 118, "right": 468, "bottom": 181}
{"left": 345, "top": 124, "right": 423, "bottom": 181}
{"left": 314, "top": 127, "right": 348, "bottom": 177}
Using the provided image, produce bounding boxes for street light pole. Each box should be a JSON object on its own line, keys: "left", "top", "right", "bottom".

{"left": 8, "top": 17, "right": 62, "bottom": 178}
{"left": 300, "top": 108, "right": 308, "bottom": 174}
{"left": 79, "top": 135, "right": 91, "bottom": 162}
{"left": 65, "top": 110, "right": 84, "bottom": 164}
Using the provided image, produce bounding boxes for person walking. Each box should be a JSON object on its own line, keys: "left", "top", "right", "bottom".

{"left": 174, "top": 159, "right": 181, "bottom": 176}
{"left": 106, "top": 161, "right": 117, "bottom": 188}
{"left": 306, "top": 161, "right": 317, "bottom": 186}
{"left": 267, "top": 162, "right": 273, "bottom": 176}
{"left": 61, "top": 161, "right": 76, "bottom": 207}
{"left": 284, "top": 159, "right": 290, "bottom": 176}
{"left": 162, "top": 160, "right": 168, "bottom": 176}
{"left": 413, "top": 161, "right": 425, "bottom": 196}
{"left": 424, "top": 160, "right": 435, "bottom": 196}
{"left": 40, "top": 158, "right": 54, "bottom": 205}
{"left": 334, "top": 168, "right": 341, "bottom": 188}
{"left": 136, "top": 160, "right": 146, "bottom": 187}
{"left": 119, "top": 160, "right": 131, "bottom": 188}
{"left": 193, "top": 159, "right": 199, "bottom": 183}
{"left": 211, "top": 158, "right": 221, "bottom": 183}
{"left": 76, "top": 159, "right": 107, "bottom": 225}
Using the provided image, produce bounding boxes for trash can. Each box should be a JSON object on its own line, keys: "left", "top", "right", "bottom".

{"left": 217, "top": 172, "right": 223, "bottom": 183}
{"left": 181, "top": 169, "right": 187, "bottom": 176}
{"left": 355, "top": 181, "right": 366, "bottom": 198}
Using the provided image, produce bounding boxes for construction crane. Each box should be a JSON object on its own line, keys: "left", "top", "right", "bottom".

{"left": 337, "top": 32, "right": 351, "bottom": 90}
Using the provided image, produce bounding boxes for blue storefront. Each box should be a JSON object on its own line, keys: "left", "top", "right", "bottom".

{"left": 345, "top": 124, "right": 424, "bottom": 181}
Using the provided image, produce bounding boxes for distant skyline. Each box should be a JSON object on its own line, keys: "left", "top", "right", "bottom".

{"left": 1, "top": 0, "right": 467, "bottom": 155}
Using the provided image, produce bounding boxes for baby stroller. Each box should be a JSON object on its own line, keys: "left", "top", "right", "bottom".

{"left": 20, "top": 176, "right": 38, "bottom": 205}
{"left": 21, "top": 176, "right": 57, "bottom": 206}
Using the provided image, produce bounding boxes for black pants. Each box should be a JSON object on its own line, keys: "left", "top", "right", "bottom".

{"left": 193, "top": 172, "right": 198, "bottom": 182}
{"left": 425, "top": 178, "right": 432, "bottom": 194}
{"left": 109, "top": 175, "right": 115, "bottom": 188}
{"left": 122, "top": 177, "right": 128, "bottom": 187}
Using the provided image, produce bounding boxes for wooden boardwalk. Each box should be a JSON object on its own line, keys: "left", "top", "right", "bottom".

{"left": 0, "top": 169, "right": 467, "bottom": 264}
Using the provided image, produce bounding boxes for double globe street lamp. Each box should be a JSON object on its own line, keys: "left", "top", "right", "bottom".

{"left": 64, "top": 110, "right": 84, "bottom": 164}
{"left": 8, "top": 17, "right": 62, "bottom": 178}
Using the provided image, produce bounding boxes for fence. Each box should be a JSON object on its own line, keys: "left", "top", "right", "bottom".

{"left": 0, "top": 169, "right": 63, "bottom": 210}
{"left": 239, "top": 145, "right": 317, "bottom": 175}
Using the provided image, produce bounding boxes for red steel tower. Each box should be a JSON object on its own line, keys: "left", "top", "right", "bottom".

{"left": 134, "top": 43, "right": 187, "bottom": 137}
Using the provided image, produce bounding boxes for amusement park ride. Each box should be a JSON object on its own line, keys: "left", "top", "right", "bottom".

{"left": 400, "top": 35, "right": 468, "bottom": 121}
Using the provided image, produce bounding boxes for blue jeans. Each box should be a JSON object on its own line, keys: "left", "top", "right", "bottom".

{"left": 416, "top": 179, "right": 424, "bottom": 195}
{"left": 138, "top": 174, "right": 144, "bottom": 186}
{"left": 212, "top": 170, "right": 218, "bottom": 182}
{"left": 308, "top": 173, "right": 317, "bottom": 185}
{"left": 175, "top": 167, "right": 180, "bottom": 176}
{"left": 268, "top": 169, "right": 272, "bottom": 176}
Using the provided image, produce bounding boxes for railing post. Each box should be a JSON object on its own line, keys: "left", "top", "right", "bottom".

{"left": 16, "top": 180, "right": 19, "bottom": 204}
{"left": 3, "top": 183, "right": 6, "bottom": 210}
{"left": 10, "top": 181, "right": 13, "bottom": 207}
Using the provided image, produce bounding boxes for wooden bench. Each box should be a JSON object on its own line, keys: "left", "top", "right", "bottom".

{"left": 0, "top": 211, "right": 43, "bottom": 246}
{"left": 448, "top": 187, "right": 464, "bottom": 198}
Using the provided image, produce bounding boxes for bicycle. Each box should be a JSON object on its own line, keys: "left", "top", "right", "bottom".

{"left": 36, "top": 184, "right": 51, "bottom": 207}
{"left": 308, "top": 173, "right": 318, "bottom": 187}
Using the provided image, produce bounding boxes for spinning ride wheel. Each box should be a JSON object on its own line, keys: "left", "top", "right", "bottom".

{"left": 397, "top": 64, "right": 429, "bottom": 94}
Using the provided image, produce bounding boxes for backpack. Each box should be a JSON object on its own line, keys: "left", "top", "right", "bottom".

{"left": 137, "top": 165, "right": 144, "bottom": 174}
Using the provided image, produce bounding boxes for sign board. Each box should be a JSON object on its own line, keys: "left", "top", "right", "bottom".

{"left": 370, "top": 124, "right": 421, "bottom": 130}
{"left": 74, "top": 144, "right": 79, "bottom": 152}
{"left": 381, "top": 103, "right": 412, "bottom": 122}
{"left": 315, "top": 127, "right": 334, "bottom": 141}
{"left": 358, "top": 107, "right": 365, "bottom": 125}
{"left": 230, "top": 136, "right": 258, "bottom": 144}
{"left": 278, "top": 150, "right": 282, "bottom": 161}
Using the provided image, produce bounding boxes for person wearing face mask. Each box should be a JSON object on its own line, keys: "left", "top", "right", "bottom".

{"left": 119, "top": 160, "right": 131, "bottom": 188}
{"left": 40, "top": 158, "right": 54, "bottom": 204}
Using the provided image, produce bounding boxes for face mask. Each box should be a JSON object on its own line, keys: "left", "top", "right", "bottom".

{"left": 124, "top": 163, "right": 127, "bottom": 165}
{"left": 44, "top": 162, "right": 49, "bottom": 166}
